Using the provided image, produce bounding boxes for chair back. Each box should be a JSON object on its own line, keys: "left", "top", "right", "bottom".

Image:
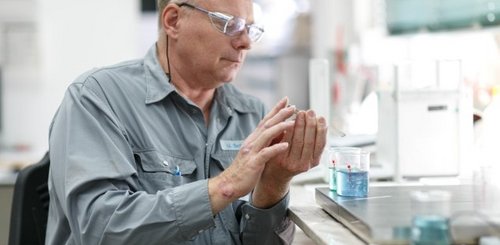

{"left": 8, "top": 152, "right": 50, "bottom": 245}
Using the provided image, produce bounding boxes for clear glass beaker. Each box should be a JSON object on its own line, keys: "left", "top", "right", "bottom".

{"left": 328, "top": 147, "right": 361, "bottom": 191}
{"left": 410, "top": 190, "right": 452, "bottom": 245}
{"left": 335, "top": 150, "right": 370, "bottom": 197}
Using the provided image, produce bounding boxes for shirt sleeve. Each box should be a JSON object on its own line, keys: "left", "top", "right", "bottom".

{"left": 48, "top": 79, "right": 215, "bottom": 244}
{"left": 240, "top": 192, "right": 295, "bottom": 244}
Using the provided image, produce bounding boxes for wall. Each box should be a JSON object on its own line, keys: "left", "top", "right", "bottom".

{"left": 0, "top": 1, "right": 141, "bottom": 242}
{"left": 0, "top": 0, "right": 141, "bottom": 152}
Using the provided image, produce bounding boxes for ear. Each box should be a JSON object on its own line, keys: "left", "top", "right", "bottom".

{"left": 162, "top": 4, "right": 181, "bottom": 39}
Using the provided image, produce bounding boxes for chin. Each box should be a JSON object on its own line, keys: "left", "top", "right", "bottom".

{"left": 220, "top": 75, "right": 236, "bottom": 84}
{"left": 219, "top": 68, "right": 240, "bottom": 83}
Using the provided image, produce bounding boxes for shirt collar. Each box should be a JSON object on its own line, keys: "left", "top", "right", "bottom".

{"left": 144, "top": 44, "right": 175, "bottom": 104}
{"left": 143, "top": 43, "right": 259, "bottom": 114}
{"left": 216, "top": 85, "right": 262, "bottom": 114}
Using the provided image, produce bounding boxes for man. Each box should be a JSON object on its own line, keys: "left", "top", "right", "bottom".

{"left": 46, "top": 0, "right": 328, "bottom": 244}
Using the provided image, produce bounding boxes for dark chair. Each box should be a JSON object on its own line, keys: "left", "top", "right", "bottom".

{"left": 8, "top": 152, "right": 50, "bottom": 245}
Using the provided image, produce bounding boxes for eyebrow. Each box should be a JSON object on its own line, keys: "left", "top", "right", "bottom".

{"left": 179, "top": 2, "right": 255, "bottom": 23}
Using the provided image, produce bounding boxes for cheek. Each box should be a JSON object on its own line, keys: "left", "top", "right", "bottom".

{"left": 178, "top": 34, "right": 210, "bottom": 61}
{"left": 186, "top": 32, "right": 221, "bottom": 57}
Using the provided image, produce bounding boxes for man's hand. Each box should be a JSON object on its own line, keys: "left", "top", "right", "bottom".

{"left": 208, "top": 97, "right": 296, "bottom": 214}
{"left": 252, "top": 109, "right": 328, "bottom": 208}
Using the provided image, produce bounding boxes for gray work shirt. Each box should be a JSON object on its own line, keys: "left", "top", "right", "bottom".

{"left": 46, "top": 44, "right": 294, "bottom": 245}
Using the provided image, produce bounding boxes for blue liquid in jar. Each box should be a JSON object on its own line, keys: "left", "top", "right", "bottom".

{"left": 329, "top": 167, "right": 336, "bottom": 191}
{"left": 335, "top": 168, "right": 368, "bottom": 197}
{"left": 411, "top": 215, "right": 450, "bottom": 245}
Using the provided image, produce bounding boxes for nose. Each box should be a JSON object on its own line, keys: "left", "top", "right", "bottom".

{"left": 231, "top": 29, "right": 252, "bottom": 50}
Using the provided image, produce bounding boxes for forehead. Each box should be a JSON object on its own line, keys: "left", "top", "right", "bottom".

{"left": 198, "top": 0, "right": 254, "bottom": 19}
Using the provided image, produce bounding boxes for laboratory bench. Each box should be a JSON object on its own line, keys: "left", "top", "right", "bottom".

{"left": 289, "top": 183, "right": 365, "bottom": 245}
{"left": 288, "top": 181, "right": 500, "bottom": 245}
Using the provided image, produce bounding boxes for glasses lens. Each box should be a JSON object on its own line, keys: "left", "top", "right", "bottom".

{"left": 208, "top": 11, "right": 264, "bottom": 42}
{"left": 225, "top": 18, "right": 246, "bottom": 36}
{"left": 248, "top": 25, "right": 264, "bottom": 42}
{"left": 208, "top": 12, "right": 232, "bottom": 33}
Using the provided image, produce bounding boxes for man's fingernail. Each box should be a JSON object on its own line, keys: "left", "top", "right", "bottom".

{"left": 318, "top": 117, "right": 328, "bottom": 129}
{"left": 280, "top": 97, "right": 288, "bottom": 104}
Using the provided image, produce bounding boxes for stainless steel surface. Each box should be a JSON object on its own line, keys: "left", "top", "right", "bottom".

{"left": 289, "top": 184, "right": 365, "bottom": 245}
{"left": 316, "top": 185, "right": 500, "bottom": 245}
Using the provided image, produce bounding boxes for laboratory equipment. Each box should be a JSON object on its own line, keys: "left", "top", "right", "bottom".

{"left": 330, "top": 125, "right": 346, "bottom": 137}
{"left": 328, "top": 147, "right": 361, "bottom": 191}
{"left": 376, "top": 60, "right": 473, "bottom": 180}
{"left": 334, "top": 150, "right": 369, "bottom": 197}
{"left": 336, "top": 169, "right": 369, "bottom": 197}
{"left": 410, "top": 190, "right": 452, "bottom": 245}
{"left": 328, "top": 167, "right": 335, "bottom": 191}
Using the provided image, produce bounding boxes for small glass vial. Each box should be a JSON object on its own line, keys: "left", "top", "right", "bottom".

{"left": 328, "top": 147, "right": 361, "bottom": 192}
{"left": 335, "top": 151, "right": 370, "bottom": 197}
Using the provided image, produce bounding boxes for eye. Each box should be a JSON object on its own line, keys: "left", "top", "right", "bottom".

{"left": 208, "top": 12, "right": 233, "bottom": 33}
{"left": 225, "top": 18, "right": 245, "bottom": 35}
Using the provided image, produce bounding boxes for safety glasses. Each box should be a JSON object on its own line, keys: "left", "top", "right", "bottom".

{"left": 178, "top": 2, "right": 264, "bottom": 43}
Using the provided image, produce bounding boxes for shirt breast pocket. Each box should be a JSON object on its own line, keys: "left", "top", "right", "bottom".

{"left": 211, "top": 151, "right": 237, "bottom": 170}
{"left": 134, "top": 150, "right": 197, "bottom": 190}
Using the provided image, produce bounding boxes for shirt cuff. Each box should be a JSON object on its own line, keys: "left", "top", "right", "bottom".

{"left": 241, "top": 192, "right": 290, "bottom": 233}
{"left": 170, "top": 180, "right": 215, "bottom": 240}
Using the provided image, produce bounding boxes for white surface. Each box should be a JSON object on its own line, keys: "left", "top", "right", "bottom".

{"left": 480, "top": 236, "right": 500, "bottom": 245}
{"left": 309, "top": 58, "right": 330, "bottom": 120}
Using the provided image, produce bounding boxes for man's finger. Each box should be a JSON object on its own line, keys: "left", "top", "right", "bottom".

{"left": 312, "top": 116, "right": 328, "bottom": 164}
{"left": 260, "top": 97, "right": 288, "bottom": 126}
{"left": 288, "top": 111, "right": 306, "bottom": 160}
{"left": 255, "top": 142, "right": 290, "bottom": 164}
{"left": 251, "top": 120, "right": 295, "bottom": 151}
{"left": 247, "top": 97, "right": 289, "bottom": 144}
{"left": 263, "top": 106, "right": 296, "bottom": 129}
{"left": 300, "top": 110, "right": 317, "bottom": 161}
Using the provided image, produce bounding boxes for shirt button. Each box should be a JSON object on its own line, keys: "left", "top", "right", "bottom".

{"left": 245, "top": 214, "right": 250, "bottom": 220}
{"left": 198, "top": 230, "right": 203, "bottom": 234}
{"left": 162, "top": 160, "right": 169, "bottom": 166}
